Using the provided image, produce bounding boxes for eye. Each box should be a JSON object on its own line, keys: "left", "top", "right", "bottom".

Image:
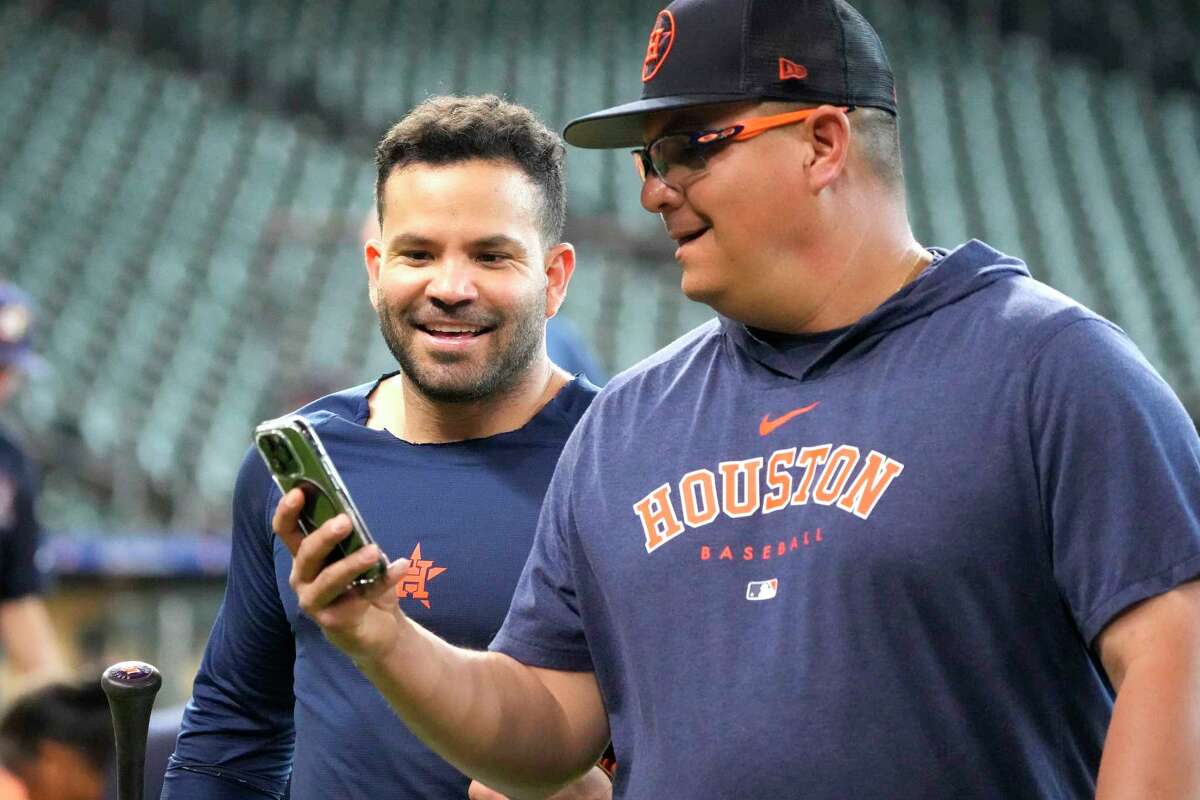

{"left": 476, "top": 252, "right": 509, "bottom": 264}
{"left": 399, "top": 250, "right": 432, "bottom": 263}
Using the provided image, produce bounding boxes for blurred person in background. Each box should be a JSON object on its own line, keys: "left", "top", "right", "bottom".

{"left": 0, "top": 679, "right": 112, "bottom": 800}
{"left": 162, "top": 95, "right": 610, "bottom": 800}
{"left": 0, "top": 283, "right": 66, "bottom": 697}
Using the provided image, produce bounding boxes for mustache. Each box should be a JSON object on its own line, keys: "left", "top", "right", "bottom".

{"left": 398, "top": 308, "right": 502, "bottom": 329}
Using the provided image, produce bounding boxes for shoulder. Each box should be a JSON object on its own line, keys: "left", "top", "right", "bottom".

{"left": 596, "top": 318, "right": 722, "bottom": 404}
{"left": 549, "top": 320, "right": 720, "bottom": 468}
{"left": 292, "top": 380, "right": 376, "bottom": 426}
{"left": 976, "top": 274, "right": 1157, "bottom": 384}
{"left": 558, "top": 375, "right": 601, "bottom": 415}
{"left": 945, "top": 256, "right": 1119, "bottom": 363}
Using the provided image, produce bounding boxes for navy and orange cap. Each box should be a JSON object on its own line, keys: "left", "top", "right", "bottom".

{"left": 563, "top": 0, "right": 896, "bottom": 149}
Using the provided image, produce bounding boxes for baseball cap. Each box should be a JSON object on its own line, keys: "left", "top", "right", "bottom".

{"left": 0, "top": 283, "right": 45, "bottom": 374}
{"left": 564, "top": 0, "right": 896, "bottom": 149}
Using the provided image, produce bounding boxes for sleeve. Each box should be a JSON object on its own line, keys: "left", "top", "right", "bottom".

{"left": 160, "top": 449, "right": 296, "bottom": 799}
{"left": 489, "top": 428, "right": 595, "bottom": 672}
{"left": 0, "top": 452, "right": 45, "bottom": 601}
{"left": 1028, "top": 318, "right": 1200, "bottom": 646}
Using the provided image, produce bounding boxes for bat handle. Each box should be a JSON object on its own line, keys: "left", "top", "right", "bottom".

{"left": 100, "top": 661, "right": 163, "bottom": 800}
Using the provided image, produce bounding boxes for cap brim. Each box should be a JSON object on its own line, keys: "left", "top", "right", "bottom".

{"left": 563, "top": 93, "right": 758, "bottom": 149}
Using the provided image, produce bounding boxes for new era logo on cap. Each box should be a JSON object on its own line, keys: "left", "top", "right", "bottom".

{"left": 779, "top": 57, "right": 808, "bottom": 81}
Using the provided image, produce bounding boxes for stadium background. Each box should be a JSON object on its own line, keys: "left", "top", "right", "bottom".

{"left": 1, "top": 0, "right": 1198, "bottom": 705}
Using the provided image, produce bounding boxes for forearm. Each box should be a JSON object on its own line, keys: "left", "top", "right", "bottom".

{"left": 0, "top": 597, "right": 66, "bottom": 676}
{"left": 355, "top": 617, "right": 601, "bottom": 798}
{"left": 1095, "top": 653, "right": 1200, "bottom": 799}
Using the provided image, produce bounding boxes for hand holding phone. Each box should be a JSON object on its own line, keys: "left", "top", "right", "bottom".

{"left": 255, "top": 415, "right": 387, "bottom": 588}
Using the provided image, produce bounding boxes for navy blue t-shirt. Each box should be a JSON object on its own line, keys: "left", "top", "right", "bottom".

{"left": 493, "top": 241, "right": 1200, "bottom": 798}
{"left": 163, "top": 376, "right": 596, "bottom": 799}
{"left": 0, "top": 425, "right": 44, "bottom": 602}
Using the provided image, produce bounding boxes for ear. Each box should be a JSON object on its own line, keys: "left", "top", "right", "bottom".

{"left": 803, "top": 105, "right": 853, "bottom": 193}
{"left": 543, "top": 242, "right": 576, "bottom": 319}
{"left": 364, "top": 237, "right": 384, "bottom": 311}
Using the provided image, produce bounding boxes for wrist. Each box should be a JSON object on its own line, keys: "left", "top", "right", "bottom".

{"left": 347, "top": 607, "right": 409, "bottom": 671}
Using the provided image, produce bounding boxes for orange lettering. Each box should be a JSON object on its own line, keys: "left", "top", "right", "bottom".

{"left": 813, "top": 445, "right": 860, "bottom": 505}
{"left": 837, "top": 451, "right": 905, "bottom": 519}
{"left": 700, "top": 545, "right": 711, "bottom": 560}
{"left": 790, "top": 444, "right": 832, "bottom": 505}
{"left": 762, "top": 544, "right": 772, "bottom": 560}
{"left": 719, "top": 546, "right": 734, "bottom": 560}
{"left": 743, "top": 546, "right": 755, "bottom": 561}
{"left": 680, "top": 468, "right": 719, "bottom": 528}
{"left": 633, "top": 484, "right": 684, "bottom": 553}
{"left": 762, "top": 448, "right": 797, "bottom": 514}
{"left": 719, "top": 458, "right": 764, "bottom": 518}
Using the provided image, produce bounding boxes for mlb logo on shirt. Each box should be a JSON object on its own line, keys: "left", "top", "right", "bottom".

{"left": 746, "top": 579, "right": 779, "bottom": 601}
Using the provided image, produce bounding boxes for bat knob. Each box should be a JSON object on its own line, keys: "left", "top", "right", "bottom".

{"left": 101, "top": 661, "right": 162, "bottom": 699}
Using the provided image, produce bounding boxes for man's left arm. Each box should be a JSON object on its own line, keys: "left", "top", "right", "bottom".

{"left": 0, "top": 595, "right": 65, "bottom": 677}
{"left": 1095, "top": 579, "right": 1200, "bottom": 799}
{"left": 468, "top": 765, "right": 612, "bottom": 800}
{"left": 0, "top": 458, "right": 65, "bottom": 682}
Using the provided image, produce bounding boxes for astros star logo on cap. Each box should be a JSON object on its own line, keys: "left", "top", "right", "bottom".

{"left": 641, "top": 9, "right": 676, "bottom": 82}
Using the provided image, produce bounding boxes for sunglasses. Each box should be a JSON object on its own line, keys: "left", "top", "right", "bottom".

{"left": 632, "top": 106, "right": 851, "bottom": 190}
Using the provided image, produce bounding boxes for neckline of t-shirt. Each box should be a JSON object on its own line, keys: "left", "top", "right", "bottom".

{"left": 342, "top": 373, "right": 586, "bottom": 449}
{"left": 734, "top": 249, "right": 945, "bottom": 352}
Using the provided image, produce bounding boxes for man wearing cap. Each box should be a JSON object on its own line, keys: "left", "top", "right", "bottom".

{"left": 279, "top": 1, "right": 1200, "bottom": 797}
{"left": 0, "top": 284, "right": 66, "bottom": 694}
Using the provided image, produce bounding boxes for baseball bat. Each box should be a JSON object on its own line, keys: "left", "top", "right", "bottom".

{"left": 100, "top": 660, "right": 163, "bottom": 800}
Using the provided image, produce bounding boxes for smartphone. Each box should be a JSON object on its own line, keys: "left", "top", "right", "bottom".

{"left": 254, "top": 415, "right": 387, "bottom": 588}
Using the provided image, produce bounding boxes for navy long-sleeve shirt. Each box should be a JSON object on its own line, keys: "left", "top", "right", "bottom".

{"left": 162, "top": 376, "right": 596, "bottom": 799}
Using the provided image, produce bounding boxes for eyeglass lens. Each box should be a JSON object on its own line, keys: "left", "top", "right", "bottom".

{"left": 636, "top": 135, "right": 721, "bottom": 188}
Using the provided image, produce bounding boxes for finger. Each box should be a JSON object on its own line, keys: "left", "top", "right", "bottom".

{"left": 290, "top": 513, "right": 354, "bottom": 587}
{"left": 299, "top": 543, "right": 386, "bottom": 611}
{"left": 356, "top": 558, "right": 410, "bottom": 605}
{"left": 467, "top": 781, "right": 508, "bottom": 800}
{"left": 272, "top": 488, "right": 308, "bottom": 555}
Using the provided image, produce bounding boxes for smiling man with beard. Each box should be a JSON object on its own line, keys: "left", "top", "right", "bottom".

{"left": 161, "top": 95, "right": 609, "bottom": 800}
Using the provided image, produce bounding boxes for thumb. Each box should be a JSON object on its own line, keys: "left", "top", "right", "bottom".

{"left": 467, "top": 780, "right": 509, "bottom": 800}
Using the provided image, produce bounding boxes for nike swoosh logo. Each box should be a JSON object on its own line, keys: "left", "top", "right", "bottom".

{"left": 758, "top": 402, "right": 820, "bottom": 436}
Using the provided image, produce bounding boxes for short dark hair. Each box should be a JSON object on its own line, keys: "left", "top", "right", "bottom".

{"left": 760, "top": 101, "right": 904, "bottom": 190}
{"left": 0, "top": 680, "right": 113, "bottom": 772}
{"left": 374, "top": 95, "right": 567, "bottom": 246}
{"left": 850, "top": 107, "right": 904, "bottom": 189}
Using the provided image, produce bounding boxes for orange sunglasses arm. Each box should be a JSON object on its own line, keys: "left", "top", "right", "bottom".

{"left": 730, "top": 106, "right": 851, "bottom": 141}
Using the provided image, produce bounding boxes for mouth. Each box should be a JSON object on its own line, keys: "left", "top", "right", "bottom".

{"left": 413, "top": 322, "right": 495, "bottom": 344}
{"left": 673, "top": 227, "right": 710, "bottom": 248}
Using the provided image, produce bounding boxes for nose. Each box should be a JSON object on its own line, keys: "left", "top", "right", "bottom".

{"left": 639, "top": 172, "right": 685, "bottom": 215}
{"left": 425, "top": 259, "right": 479, "bottom": 307}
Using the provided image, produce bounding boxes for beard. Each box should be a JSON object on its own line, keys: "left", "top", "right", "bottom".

{"left": 376, "top": 290, "right": 547, "bottom": 404}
